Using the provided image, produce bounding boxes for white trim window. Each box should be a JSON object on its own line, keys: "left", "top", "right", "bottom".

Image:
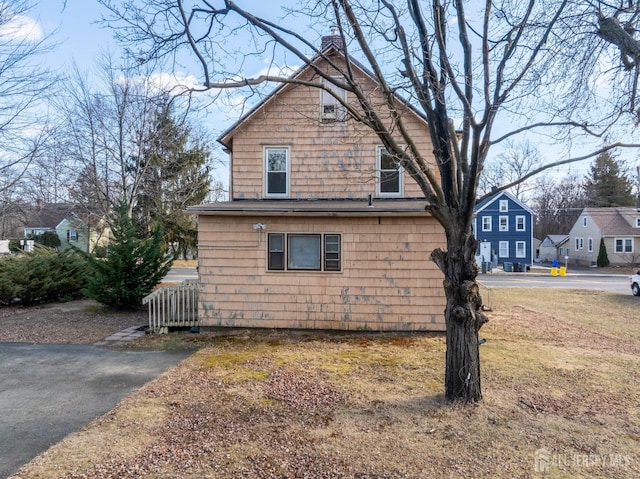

{"left": 636, "top": 218, "right": 640, "bottom": 228}
{"left": 615, "top": 238, "right": 633, "bottom": 253}
{"left": 583, "top": 216, "right": 588, "bottom": 227}
{"left": 265, "top": 147, "right": 289, "bottom": 197}
{"left": 515, "top": 241, "right": 526, "bottom": 258}
{"left": 268, "top": 233, "right": 341, "bottom": 272}
{"left": 377, "top": 147, "right": 403, "bottom": 196}
{"left": 588, "top": 237, "right": 593, "bottom": 253}
{"left": 515, "top": 215, "right": 526, "bottom": 232}
{"left": 575, "top": 237, "right": 583, "bottom": 250}
{"left": 499, "top": 200, "right": 508, "bottom": 212}
{"left": 482, "top": 216, "right": 492, "bottom": 232}
{"left": 499, "top": 216, "right": 508, "bottom": 232}
{"left": 320, "top": 77, "right": 346, "bottom": 122}
{"left": 499, "top": 241, "right": 509, "bottom": 258}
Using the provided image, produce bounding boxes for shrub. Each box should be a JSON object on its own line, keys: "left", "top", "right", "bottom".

{"left": 0, "top": 246, "right": 89, "bottom": 305}
{"left": 597, "top": 237, "right": 609, "bottom": 268}
{"left": 84, "top": 200, "right": 173, "bottom": 309}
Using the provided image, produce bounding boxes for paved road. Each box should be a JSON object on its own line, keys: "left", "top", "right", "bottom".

{"left": 478, "top": 272, "right": 632, "bottom": 295}
{"left": 0, "top": 344, "right": 192, "bottom": 479}
{"left": 163, "top": 267, "right": 197, "bottom": 283}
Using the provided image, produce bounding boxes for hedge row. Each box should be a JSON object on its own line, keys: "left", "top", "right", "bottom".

{"left": 0, "top": 247, "right": 89, "bottom": 305}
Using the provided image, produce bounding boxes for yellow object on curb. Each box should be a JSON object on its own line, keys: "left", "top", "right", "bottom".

{"left": 559, "top": 266, "right": 567, "bottom": 276}
{"left": 551, "top": 267, "right": 558, "bottom": 276}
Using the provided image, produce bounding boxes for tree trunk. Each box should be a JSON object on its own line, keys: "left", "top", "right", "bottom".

{"left": 432, "top": 227, "right": 488, "bottom": 402}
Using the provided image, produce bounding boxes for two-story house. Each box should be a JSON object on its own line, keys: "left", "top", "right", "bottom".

{"left": 188, "top": 37, "right": 447, "bottom": 331}
{"left": 568, "top": 207, "right": 640, "bottom": 266}
{"left": 473, "top": 191, "right": 535, "bottom": 269}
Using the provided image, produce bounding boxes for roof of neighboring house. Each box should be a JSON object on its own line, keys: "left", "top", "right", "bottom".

{"left": 218, "top": 40, "right": 429, "bottom": 149}
{"left": 23, "top": 203, "right": 77, "bottom": 229}
{"left": 541, "top": 234, "right": 570, "bottom": 247}
{"left": 582, "top": 207, "right": 640, "bottom": 236}
{"left": 188, "top": 198, "right": 431, "bottom": 216}
{"left": 474, "top": 190, "right": 535, "bottom": 216}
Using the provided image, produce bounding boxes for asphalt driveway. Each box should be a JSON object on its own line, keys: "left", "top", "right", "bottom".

{"left": 0, "top": 343, "right": 192, "bottom": 479}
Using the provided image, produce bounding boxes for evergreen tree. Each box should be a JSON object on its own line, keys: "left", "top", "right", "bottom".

{"left": 84, "top": 199, "right": 173, "bottom": 309}
{"left": 597, "top": 237, "right": 610, "bottom": 267}
{"left": 584, "top": 152, "right": 635, "bottom": 207}
{"left": 134, "top": 99, "right": 210, "bottom": 258}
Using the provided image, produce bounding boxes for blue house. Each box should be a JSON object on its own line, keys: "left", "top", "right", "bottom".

{"left": 473, "top": 191, "right": 535, "bottom": 269}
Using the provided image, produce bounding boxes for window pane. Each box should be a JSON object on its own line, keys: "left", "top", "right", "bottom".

{"left": 267, "top": 149, "right": 287, "bottom": 171}
{"left": 288, "top": 235, "right": 321, "bottom": 270}
{"left": 324, "top": 234, "right": 341, "bottom": 271}
{"left": 380, "top": 170, "right": 400, "bottom": 193}
{"left": 267, "top": 172, "right": 287, "bottom": 194}
{"left": 268, "top": 234, "right": 285, "bottom": 270}
{"left": 380, "top": 151, "right": 398, "bottom": 170}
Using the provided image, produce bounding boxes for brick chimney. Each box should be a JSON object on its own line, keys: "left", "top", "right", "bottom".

{"left": 321, "top": 27, "right": 344, "bottom": 52}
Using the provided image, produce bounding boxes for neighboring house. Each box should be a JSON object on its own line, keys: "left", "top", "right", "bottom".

{"left": 568, "top": 207, "right": 640, "bottom": 266}
{"left": 188, "top": 35, "right": 447, "bottom": 332}
{"left": 23, "top": 201, "right": 109, "bottom": 253}
{"left": 538, "top": 234, "right": 570, "bottom": 264}
{"left": 473, "top": 191, "right": 535, "bottom": 268}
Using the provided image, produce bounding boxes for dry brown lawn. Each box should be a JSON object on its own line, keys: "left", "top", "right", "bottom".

{"left": 9, "top": 288, "right": 640, "bottom": 479}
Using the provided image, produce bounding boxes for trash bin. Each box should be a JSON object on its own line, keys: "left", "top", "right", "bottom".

{"left": 552, "top": 260, "right": 558, "bottom": 268}
{"left": 514, "top": 262, "right": 521, "bottom": 272}
{"left": 503, "top": 262, "right": 513, "bottom": 272}
{"left": 481, "top": 261, "right": 487, "bottom": 273}
{"left": 551, "top": 267, "right": 558, "bottom": 276}
{"left": 559, "top": 266, "right": 566, "bottom": 276}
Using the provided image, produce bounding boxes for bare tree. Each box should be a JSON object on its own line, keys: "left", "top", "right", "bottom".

{"left": 0, "top": 1, "right": 55, "bottom": 190}
{"left": 54, "top": 58, "right": 169, "bottom": 220}
{"left": 479, "top": 140, "right": 541, "bottom": 201}
{"left": 531, "top": 174, "right": 588, "bottom": 239}
{"left": 99, "top": 0, "right": 640, "bottom": 402}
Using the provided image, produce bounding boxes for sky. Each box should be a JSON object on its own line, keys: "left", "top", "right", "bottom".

{"left": 14, "top": 1, "right": 640, "bottom": 194}
{"left": 33, "top": 1, "right": 116, "bottom": 71}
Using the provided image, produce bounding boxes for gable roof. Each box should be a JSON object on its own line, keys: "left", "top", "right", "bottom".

{"left": 540, "top": 234, "right": 570, "bottom": 247}
{"left": 582, "top": 207, "right": 640, "bottom": 236}
{"left": 217, "top": 42, "right": 429, "bottom": 149}
{"left": 24, "top": 203, "right": 76, "bottom": 229}
{"left": 474, "top": 190, "right": 535, "bottom": 216}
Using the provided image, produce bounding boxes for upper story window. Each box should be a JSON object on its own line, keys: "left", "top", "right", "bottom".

{"left": 321, "top": 77, "right": 346, "bottom": 122}
{"left": 67, "top": 230, "right": 78, "bottom": 241}
{"left": 377, "top": 147, "right": 403, "bottom": 196}
{"left": 635, "top": 218, "right": 640, "bottom": 228}
{"left": 482, "top": 216, "right": 492, "bottom": 231}
{"left": 583, "top": 217, "right": 587, "bottom": 227}
{"left": 499, "top": 216, "right": 508, "bottom": 231}
{"left": 499, "top": 200, "right": 508, "bottom": 212}
{"left": 515, "top": 215, "right": 526, "bottom": 231}
{"left": 265, "top": 147, "right": 289, "bottom": 197}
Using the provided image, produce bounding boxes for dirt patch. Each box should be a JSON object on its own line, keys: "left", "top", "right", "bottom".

{"left": 0, "top": 300, "right": 145, "bottom": 344}
{"left": 7, "top": 289, "right": 640, "bottom": 478}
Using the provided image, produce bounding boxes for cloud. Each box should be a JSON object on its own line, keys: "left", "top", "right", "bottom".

{"left": 0, "top": 14, "right": 44, "bottom": 42}
{"left": 114, "top": 71, "right": 203, "bottom": 95}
